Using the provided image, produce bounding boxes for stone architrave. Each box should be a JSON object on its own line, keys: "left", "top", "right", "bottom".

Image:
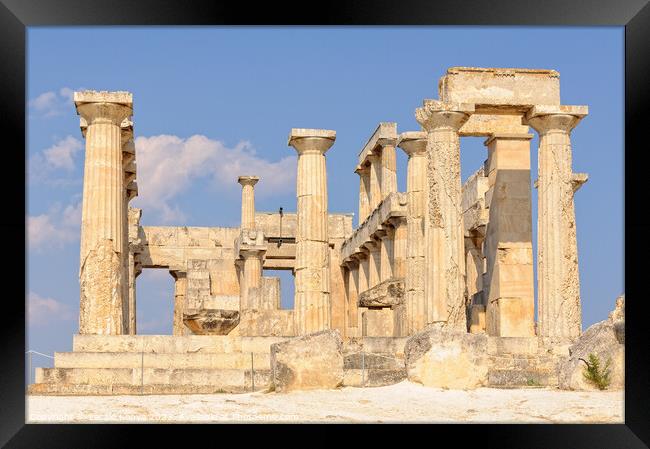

{"left": 75, "top": 91, "right": 133, "bottom": 335}
{"left": 288, "top": 128, "right": 336, "bottom": 335}
{"left": 415, "top": 101, "right": 474, "bottom": 330}
{"left": 483, "top": 133, "right": 535, "bottom": 337}
{"left": 397, "top": 132, "right": 428, "bottom": 334}
{"left": 525, "top": 105, "right": 588, "bottom": 339}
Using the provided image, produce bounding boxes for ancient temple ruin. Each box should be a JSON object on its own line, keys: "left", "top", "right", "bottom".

{"left": 30, "top": 67, "right": 594, "bottom": 394}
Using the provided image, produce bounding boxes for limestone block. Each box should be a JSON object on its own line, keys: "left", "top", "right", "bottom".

{"left": 405, "top": 327, "right": 488, "bottom": 389}
{"left": 358, "top": 278, "right": 405, "bottom": 308}
{"left": 202, "top": 295, "right": 239, "bottom": 311}
{"left": 144, "top": 227, "right": 178, "bottom": 247}
{"left": 362, "top": 309, "right": 394, "bottom": 337}
{"left": 558, "top": 320, "right": 624, "bottom": 391}
{"left": 459, "top": 113, "right": 529, "bottom": 137}
{"left": 469, "top": 304, "right": 486, "bottom": 334}
{"left": 183, "top": 309, "right": 240, "bottom": 335}
{"left": 261, "top": 276, "right": 281, "bottom": 310}
{"left": 236, "top": 309, "right": 295, "bottom": 337}
{"left": 270, "top": 330, "right": 344, "bottom": 392}
{"left": 439, "top": 66, "right": 560, "bottom": 107}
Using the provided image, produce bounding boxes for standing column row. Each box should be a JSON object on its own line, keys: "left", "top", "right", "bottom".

{"left": 289, "top": 129, "right": 336, "bottom": 335}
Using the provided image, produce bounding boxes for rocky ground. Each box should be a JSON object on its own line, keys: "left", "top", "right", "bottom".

{"left": 26, "top": 381, "right": 623, "bottom": 423}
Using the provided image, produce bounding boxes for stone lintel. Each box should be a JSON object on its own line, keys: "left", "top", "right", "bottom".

{"left": 287, "top": 128, "right": 336, "bottom": 146}
{"left": 421, "top": 99, "right": 476, "bottom": 114}
{"left": 358, "top": 277, "right": 405, "bottom": 308}
{"left": 358, "top": 122, "right": 398, "bottom": 166}
{"left": 484, "top": 133, "right": 534, "bottom": 146}
{"left": 74, "top": 90, "right": 133, "bottom": 107}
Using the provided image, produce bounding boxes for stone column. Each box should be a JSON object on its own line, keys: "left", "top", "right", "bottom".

{"left": 368, "top": 153, "right": 382, "bottom": 211}
{"left": 398, "top": 131, "right": 428, "bottom": 334}
{"left": 415, "top": 101, "right": 473, "bottom": 331}
{"left": 75, "top": 91, "right": 133, "bottom": 335}
{"left": 356, "top": 165, "right": 371, "bottom": 225}
{"left": 288, "top": 128, "right": 336, "bottom": 335}
{"left": 241, "top": 250, "right": 264, "bottom": 310}
{"left": 380, "top": 141, "right": 398, "bottom": 199}
{"left": 379, "top": 227, "right": 394, "bottom": 282}
{"left": 526, "top": 106, "right": 588, "bottom": 339}
{"left": 390, "top": 217, "right": 407, "bottom": 279}
{"left": 171, "top": 271, "right": 187, "bottom": 336}
{"left": 365, "top": 239, "right": 381, "bottom": 289}
{"left": 127, "top": 207, "right": 141, "bottom": 335}
{"left": 346, "top": 261, "right": 360, "bottom": 329}
{"left": 483, "top": 133, "right": 535, "bottom": 337}
{"left": 238, "top": 176, "right": 259, "bottom": 229}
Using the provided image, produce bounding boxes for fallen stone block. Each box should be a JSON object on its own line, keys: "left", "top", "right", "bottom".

{"left": 270, "top": 329, "right": 344, "bottom": 392}
{"left": 405, "top": 326, "right": 488, "bottom": 389}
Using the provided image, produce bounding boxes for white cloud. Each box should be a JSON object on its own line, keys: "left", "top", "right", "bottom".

{"left": 133, "top": 134, "right": 296, "bottom": 223}
{"left": 28, "top": 200, "right": 81, "bottom": 251}
{"left": 28, "top": 135, "right": 83, "bottom": 184}
{"left": 28, "top": 291, "right": 75, "bottom": 326}
{"left": 28, "top": 87, "right": 75, "bottom": 118}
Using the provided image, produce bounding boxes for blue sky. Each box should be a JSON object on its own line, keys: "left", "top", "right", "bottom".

{"left": 26, "top": 27, "right": 624, "bottom": 367}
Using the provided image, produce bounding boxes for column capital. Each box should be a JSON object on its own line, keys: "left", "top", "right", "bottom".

{"left": 415, "top": 100, "right": 474, "bottom": 132}
{"left": 237, "top": 175, "right": 260, "bottom": 187}
{"left": 288, "top": 128, "right": 336, "bottom": 155}
{"left": 397, "top": 131, "right": 427, "bottom": 157}
{"left": 74, "top": 90, "right": 133, "bottom": 126}
{"left": 524, "top": 105, "right": 588, "bottom": 134}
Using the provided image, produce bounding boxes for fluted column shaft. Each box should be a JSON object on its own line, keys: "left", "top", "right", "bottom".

{"left": 527, "top": 112, "right": 586, "bottom": 339}
{"left": 346, "top": 262, "right": 359, "bottom": 329}
{"left": 289, "top": 130, "right": 335, "bottom": 335}
{"left": 391, "top": 218, "right": 407, "bottom": 279}
{"left": 241, "top": 251, "right": 264, "bottom": 310}
{"left": 368, "top": 154, "right": 382, "bottom": 211}
{"left": 356, "top": 166, "right": 371, "bottom": 225}
{"left": 367, "top": 241, "right": 381, "bottom": 288}
{"left": 380, "top": 144, "right": 398, "bottom": 198}
{"left": 77, "top": 97, "right": 132, "bottom": 335}
{"left": 238, "top": 176, "right": 259, "bottom": 229}
{"left": 416, "top": 103, "right": 471, "bottom": 331}
{"left": 379, "top": 229, "right": 394, "bottom": 282}
{"left": 398, "top": 132, "right": 429, "bottom": 334}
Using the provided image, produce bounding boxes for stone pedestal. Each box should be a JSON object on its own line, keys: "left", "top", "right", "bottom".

{"left": 526, "top": 105, "right": 588, "bottom": 339}
{"left": 416, "top": 101, "right": 473, "bottom": 331}
{"left": 483, "top": 133, "right": 535, "bottom": 337}
{"left": 288, "top": 128, "right": 336, "bottom": 335}
{"left": 397, "top": 132, "right": 428, "bottom": 334}
{"left": 76, "top": 91, "right": 133, "bottom": 335}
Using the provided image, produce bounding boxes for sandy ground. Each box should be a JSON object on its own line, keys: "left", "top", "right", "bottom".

{"left": 26, "top": 381, "right": 624, "bottom": 424}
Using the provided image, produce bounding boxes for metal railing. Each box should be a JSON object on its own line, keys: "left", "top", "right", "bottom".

{"left": 346, "top": 350, "right": 403, "bottom": 388}
{"left": 25, "top": 350, "right": 55, "bottom": 385}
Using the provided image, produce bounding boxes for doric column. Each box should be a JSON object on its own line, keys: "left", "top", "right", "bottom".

{"left": 483, "top": 133, "right": 535, "bottom": 337}
{"left": 365, "top": 239, "right": 381, "bottom": 289}
{"left": 120, "top": 121, "right": 136, "bottom": 334}
{"left": 390, "top": 217, "right": 407, "bottom": 279}
{"left": 368, "top": 153, "right": 382, "bottom": 211}
{"left": 75, "top": 91, "right": 133, "bottom": 335}
{"left": 171, "top": 271, "right": 187, "bottom": 336}
{"left": 526, "top": 105, "right": 588, "bottom": 339}
{"left": 238, "top": 176, "right": 259, "bottom": 229}
{"left": 127, "top": 207, "right": 142, "bottom": 335}
{"left": 346, "top": 261, "right": 360, "bottom": 329}
{"left": 415, "top": 100, "right": 473, "bottom": 331}
{"left": 355, "top": 165, "right": 371, "bottom": 225}
{"left": 380, "top": 140, "right": 398, "bottom": 199}
{"left": 379, "top": 227, "right": 394, "bottom": 282}
{"left": 288, "top": 128, "right": 336, "bottom": 335}
{"left": 241, "top": 250, "right": 264, "bottom": 310}
{"left": 358, "top": 250, "right": 370, "bottom": 295}
{"left": 398, "top": 131, "right": 427, "bottom": 334}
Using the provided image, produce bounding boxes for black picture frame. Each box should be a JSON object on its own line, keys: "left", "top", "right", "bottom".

{"left": 2, "top": 0, "right": 647, "bottom": 446}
